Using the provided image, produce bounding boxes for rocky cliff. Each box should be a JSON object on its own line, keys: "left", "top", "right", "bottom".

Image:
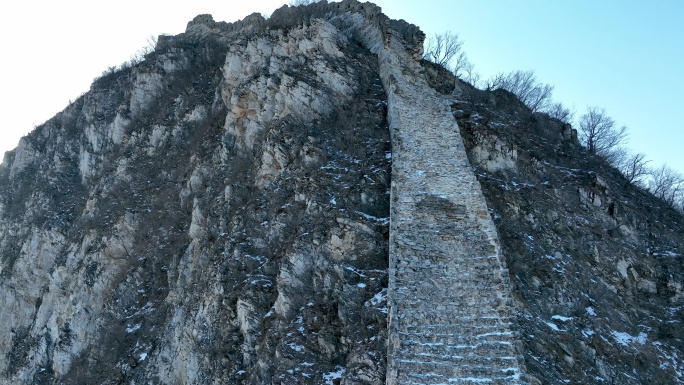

{"left": 0, "top": 1, "right": 682, "bottom": 385}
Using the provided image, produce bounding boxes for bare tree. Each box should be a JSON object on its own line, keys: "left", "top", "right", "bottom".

{"left": 423, "top": 31, "right": 481, "bottom": 85}
{"left": 487, "top": 70, "right": 554, "bottom": 112}
{"left": 129, "top": 35, "right": 158, "bottom": 65}
{"left": 424, "top": 32, "right": 464, "bottom": 69}
{"left": 546, "top": 102, "right": 574, "bottom": 124}
{"left": 578, "top": 106, "right": 628, "bottom": 163}
{"left": 615, "top": 150, "right": 650, "bottom": 186}
{"left": 483, "top": 72, "right": 505, "bottom": 91}
{"left": 648, "top": 164, "right": 684, "bottom": 207}
{"left": 457, "top": 56, "right": 481, "bottom": 86}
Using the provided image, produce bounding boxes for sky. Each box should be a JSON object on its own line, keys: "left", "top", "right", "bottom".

{"left": 1, "top": 0, "right": 682, "bottom": 174}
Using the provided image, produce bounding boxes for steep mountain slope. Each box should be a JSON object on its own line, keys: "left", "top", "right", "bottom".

{"left": 0, "top": 1, "right": 682, "bottom": 384}
{"left": 426, "top": 66, "right": 684, "bottom": 384}
{"left": 1, "top": 4, "right": 394, "bottom": 384}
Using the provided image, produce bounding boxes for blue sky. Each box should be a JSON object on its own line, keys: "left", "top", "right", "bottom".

{"left": 1, "top": 0, "right": 682, "bottom": 174}
{"left": 374, "top": 0, "right": 684, "bottom": 174}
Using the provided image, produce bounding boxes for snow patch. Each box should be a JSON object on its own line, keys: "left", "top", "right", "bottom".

{"left": 355, "top": 211, "right": 390, "bottom": 224}
{"left": 287, "top": 343, "right": 305, "bottom": 352}
{"left": 653, "top": 250, "right": 682, "bottom": 257}
{"left": 126, "top": 324, "right": 142, "bottom": 333}
{"left": 545, "top": 321, "right": 562, "bottom": 331}
{"left": 611, "top": 331, "right": 647, "bottom": 346}
{"left": 365, "top": 289, "right": 387, "bottom": 313}
{"left": 323, "top": 367, "right": 345, "bottom": 384}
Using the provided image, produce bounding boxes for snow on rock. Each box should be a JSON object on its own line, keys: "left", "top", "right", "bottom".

{"left": 611, "top": 331, "right": 647, "bottom": 346}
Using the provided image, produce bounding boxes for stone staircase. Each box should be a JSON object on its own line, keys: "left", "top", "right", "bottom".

{"left": 374, "top": 25, "right": 527, "bottom": 385}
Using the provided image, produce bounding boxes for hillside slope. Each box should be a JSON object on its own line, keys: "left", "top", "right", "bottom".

{"left": 427, "top": 65, "right": 684, "bottom": 384}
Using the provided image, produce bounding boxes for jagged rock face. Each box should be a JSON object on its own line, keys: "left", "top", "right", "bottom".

{"left": 0, "top": 3, "right": 394, "bottom": 384}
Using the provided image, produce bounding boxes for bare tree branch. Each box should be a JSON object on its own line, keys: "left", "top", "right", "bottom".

{"left": 456, "top": 55, "right": 481, "bottom": 86}
{"left": 424, "top": 32, "right": 464, "bottom": 69}
{"left": 423, "top": 31, "right": 481, "bottom": 86}
{"left": 614, "top": 150, "right": 650, "bottom": 186}
{"left": 648, "top": 164, "right": 684, "bottom": 207}
{"left": 129, "top": 35, "right": 158, "bottom": 65}
{"left": 547, "top": 102, "right": 574, "bottom": 124}
{"left": 578, "top": 106, "right": 628, "bottom": 162}
{"left": 487, "top": 70, "right": 554, "bottom": 112}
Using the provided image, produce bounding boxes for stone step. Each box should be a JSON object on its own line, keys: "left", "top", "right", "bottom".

{"left": 395, "top": 360, "right": 523, "bottom": 384}
{"left": 393, "top": 274, "right": 509, "bottom": 285}
{"left": 398, "top": 317, "right": 515, "bottom": 330}
{"left": 393, "top": 306, "right": 512, "bottom": 321}
{"left": 398, "top": 327, "right": 515, "bottom": 339}
{"left": 397, "top": 350, "right": 521, "bottom": 366}
{"left": 398, "top": 330, "right": 517, "bottom": 345}
{"left": 393, "top": 276, "right": 508, "bottom": 286}
{"left": 398, "top": 376, "right": 524, "bottom": 385}
{"left": 397, "top": 341, "right": 517, "bottom": 360}
{"left": 392, "top": 297, "right": 512, "bottom": 310}
{"left": 393, "top": 284, "right": 510, "bottom": 298}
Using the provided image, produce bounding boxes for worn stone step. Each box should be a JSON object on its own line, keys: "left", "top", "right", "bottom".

{"left": 399, "top": 317, "right": 515, "bottom": 330}
{"left": 393, "top": 276, "right": 508, "bottom": 288}
{"left": 398, "top": 326, "right": 515, "bottom": 340}
{"left": 398, "top": 330, "right": 517, "bottom": 345}
{"left": 394, "top": 308, "right": 512, "bottom": 322}
{"left": 393, "top": 296, "right": 512, "bottom": 308}
{"left": 398, "top": 341, "right": 517, "bottom": 360}
{"left": 395, "top": 360, "right": 523, "bottom": 384}
{"left": 397, "top": 350, "right": 522, "bottom": 366}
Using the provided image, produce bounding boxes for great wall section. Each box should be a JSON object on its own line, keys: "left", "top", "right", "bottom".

{"left": 344, "top": 7, "right": 530, "bottom": 384}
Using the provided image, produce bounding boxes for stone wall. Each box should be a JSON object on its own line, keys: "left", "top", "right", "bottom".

{"left": 369, "top": 17, "right": 528, "bottom": 385}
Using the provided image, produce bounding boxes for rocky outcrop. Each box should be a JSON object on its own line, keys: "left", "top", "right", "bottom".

{"left": 0, "top": 3, "right": 394, "bottom": 384}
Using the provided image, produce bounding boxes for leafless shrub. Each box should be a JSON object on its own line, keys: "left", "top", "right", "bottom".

{"left": 613, "top": 150, "right": 650, "bottom": 186}
{"left": 457, "top": 56, "right": 481, "bottom": 86}
{"left": 578, "top": 106, "right": 628, "bottom": 164}
{"left": 487, "top": 70, "right": 554, "bottom": 112}
{"left": 94, "top": 35, "right": 161, "bottom": 82}
{"left": 423, "top": 31, "right": 481, "bottom": 86}
{"left": 424, "top": 32, "right": 463, "bottom": 68}
{"left": 547, "top": 102, "right": 574, "bottom": 124}
{"left": 129, "top": 35, "right": 158, "bottom": 65}
{"left": 648, "top": 164, "right": 684, "bottom": 207}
